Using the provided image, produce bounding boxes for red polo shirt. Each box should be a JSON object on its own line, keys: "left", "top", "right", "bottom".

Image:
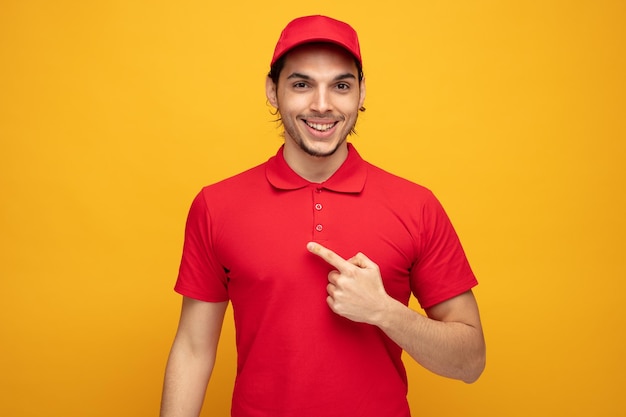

{"left": 175, "top": 144, "right": 477, "bottom": 417}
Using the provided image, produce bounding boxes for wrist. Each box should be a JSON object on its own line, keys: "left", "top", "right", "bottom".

{"left": 372, "top": 295, "right": 400, "bottom": 329}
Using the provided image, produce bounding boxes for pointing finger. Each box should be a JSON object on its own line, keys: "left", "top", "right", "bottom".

{"left": 306, "top": 242, "right": 351, "bottom": 272}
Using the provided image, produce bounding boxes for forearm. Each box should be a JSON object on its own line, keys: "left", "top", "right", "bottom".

{"left": 375, "top": 297, "right": 486, "bottom": 383}
{"left": 160, "top": 339, "right": 216, "bottom": 417}
{"left": 161, "top": 298, "right": 227, "bottom": 417}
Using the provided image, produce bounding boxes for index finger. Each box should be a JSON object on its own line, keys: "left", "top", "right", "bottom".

{"left": 307, "top": 242, "right": 351, "bottom": 272}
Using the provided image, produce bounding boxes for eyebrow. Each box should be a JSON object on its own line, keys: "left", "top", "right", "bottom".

{"left": 286, "top": 72, "right": 357, "bottom": 81}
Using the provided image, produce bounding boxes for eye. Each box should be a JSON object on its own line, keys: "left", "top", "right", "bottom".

{"left": 336, "top": 82, "right": 351, "bottom": 91}
{"left": 292, "top": 82, "right": 308, "bottom": 89}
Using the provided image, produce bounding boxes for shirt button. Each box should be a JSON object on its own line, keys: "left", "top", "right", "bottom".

{"left": 315, "top": 203, "right": 323, "bottom": 211}
{"left": 315, "top": 224, "right": 323, "bottom": 232}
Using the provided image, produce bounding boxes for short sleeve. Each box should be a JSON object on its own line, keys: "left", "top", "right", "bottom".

{"left": 410, "top": 192, "right": 477, "bottom": 309}
{"left": 174, "top": 190, "right": 229, "bottom": 302}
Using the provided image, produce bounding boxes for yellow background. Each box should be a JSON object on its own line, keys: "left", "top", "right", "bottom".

{"left": 1, "top": 1, "right": 625, "bottom": 416}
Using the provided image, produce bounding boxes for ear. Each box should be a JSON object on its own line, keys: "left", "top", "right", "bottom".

{"left": 266, "top": 76, "right": 278, "bottom": 108}
{"left": 358, "top": 77, "right": 366, "bottom": 109}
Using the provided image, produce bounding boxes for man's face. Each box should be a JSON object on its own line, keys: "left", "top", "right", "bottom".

{"left": 266, "top": 43, "right": 366, "bottom": 158}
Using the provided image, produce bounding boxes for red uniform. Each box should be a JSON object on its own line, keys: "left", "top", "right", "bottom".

{"left": 175, "top": 144, "right": 477, "bottom": 417}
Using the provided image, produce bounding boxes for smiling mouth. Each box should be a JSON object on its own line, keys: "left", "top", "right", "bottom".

{"left": 304, "top": 120, "right": 338, "bottom": 132}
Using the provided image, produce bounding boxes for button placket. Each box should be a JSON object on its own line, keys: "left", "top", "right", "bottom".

{"left": 312, "top": 187, "right": 326, "bottom": 238}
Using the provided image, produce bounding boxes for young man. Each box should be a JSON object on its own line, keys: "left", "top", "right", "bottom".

{"left": 161, "top": 15, "right": 485, "bottom": 417}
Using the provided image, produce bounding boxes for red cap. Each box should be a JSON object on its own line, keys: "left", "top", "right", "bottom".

{"left": 270, "top": 15, "right": 362, "bottom": 67}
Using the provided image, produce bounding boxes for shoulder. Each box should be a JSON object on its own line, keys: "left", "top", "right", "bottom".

{"left": 185, "top": 161, "right": 271, "bottom": 217}
{"left": 200, "top": 161, "right": 268, "bottom": 196}
{"left": 364, "top": 161, "right": 436, "bottom": 201}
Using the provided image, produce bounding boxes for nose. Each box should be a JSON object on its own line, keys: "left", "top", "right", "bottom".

{"left": 310, "top": 87, "right": 332, "bottom": 113}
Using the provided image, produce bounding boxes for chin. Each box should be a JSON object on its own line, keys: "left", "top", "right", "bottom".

{"left": 299, "top": 140, "right": 345, "bottom": 158}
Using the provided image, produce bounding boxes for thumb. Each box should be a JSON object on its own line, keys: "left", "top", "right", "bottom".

{"left": 348, "top": 252, "right": 372, "bottom": 269}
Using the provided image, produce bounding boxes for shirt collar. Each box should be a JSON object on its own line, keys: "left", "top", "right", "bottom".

{"left": 265, "top": 143, "right": 367, "bottom": 193}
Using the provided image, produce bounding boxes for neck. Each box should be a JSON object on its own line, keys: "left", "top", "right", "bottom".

{"left": 282, "top": 141, "right": 349, "bottom": 183}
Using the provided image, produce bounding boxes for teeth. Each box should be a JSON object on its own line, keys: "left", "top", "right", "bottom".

{"left": 306, "top": 121, "right": 335, "bottom": 131}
